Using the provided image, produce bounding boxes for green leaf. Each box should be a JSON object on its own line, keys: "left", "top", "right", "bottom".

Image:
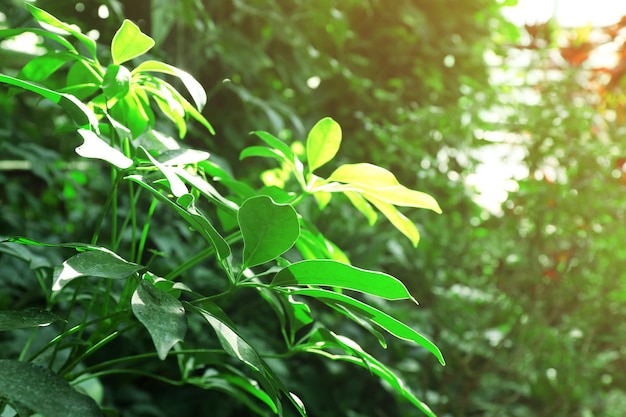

{"left": 132, "top": 60, "right": 207, "bottom": 110}
{"left": 251, "top": 131, "right": 296, "bottom": 164}
{"left": 102, "top": 64, "right": 131, "bottom": 101}
{"left": 238, "top": 196, "right": 300, "bottom": 268}
{"left": 18, "top": 52, "right": 80, "bottom": 84}
{"left": 26, "top": 4, "right": 98, "bottom": 59}
{"left": 111, "top": 20, "right": 155, "bottom": 65}
{"left": 282, "top": 287, "right": 445, "bottom": 365}
{"left": 52, "top": 248, "right": 144, "bottom": 291}
{"left": 272, "top": 259, "right": 414, "bottom": 301}
{"left": 75, "top": 129, "right": 133, "bottom": 169}
{"left": 0, "top": 360, "right": 101, "bottom": 417}
{"left": 239, "top": 146, "right": 285, "bottom": 163}
{"left": 0, "top": 309, "right": 63, "bottom": 331}
{"left": 0, "top": 74, "right": 98, "bottom": 129}
{"left": 131, "top": 279, "right": 187, "bottom": 360}
{"left": 307, "top": 117, "right": 342, "bottom": 172}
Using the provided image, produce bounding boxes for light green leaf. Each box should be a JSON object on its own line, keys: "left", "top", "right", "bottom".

{"left": 0, "top": 74, "right": 98, "bottom": 129}
{"left": 272, "top": 259, "right": 414, "bottom": 301}
{"left": 343, "top": 191, "right": 378, "bottom": 225}
{"left": 0, "top": 360, "right": 102, "bottom": 417}
{"left": 238, "top": 196, "right": 300, "bottom": 268}
{"left": 0, "top": 309, "right": 63, "bottom": 331}
{"left": 75, "top": 129, "right": 133, "bottom": 169}
{"left": 307, "top": 117, "right": 342, "bottom": 172}
{"left": 361, "top": 185, "right": 442, "bottom": 213}
{"left": 365, "top": 195, "right": 421, "bottom": 247}
{"left": 52, "top": 249, "right": 143, "bottom": 291}
{"left": 283, "top": 287, "right": 445, "bottom": 365}
{"left": 132, "top": 60, "right": 207, "bottom": 110}
{"left": 328, "top": 163, "right": 399, "bottom": 187}
{"left": 239, "top": 146, "right": 284, "bottom": 163}
{"left": 111, "top": 20, "right": 155, "bottom": 65}
{"left": 251, "top": 131, "right": 296, "bottom": 163}
{"left": 131, "top": 279, "right": 187, "bottom": 360}
{"left": 26, "top": 4, "right": 97, "bottom": 59}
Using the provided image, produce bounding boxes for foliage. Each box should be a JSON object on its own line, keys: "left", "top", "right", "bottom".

{"left": 0, "top": 5, "right": 444, "bottom": 417}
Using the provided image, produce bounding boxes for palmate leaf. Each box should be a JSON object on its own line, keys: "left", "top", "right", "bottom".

{"left": 131, "top": 279, "right": 187, "bottom": 360}
{"left": 271, "top": 259, "right": 415, "bottom": 302}
{"left": 238, "top": 196, "right": 300, "bottom": 269}
{"left": 0, "top": 360, "right": 101, "bottom": 417}
{"left": 280, "top": 287, "right": 445, "bottom": 365}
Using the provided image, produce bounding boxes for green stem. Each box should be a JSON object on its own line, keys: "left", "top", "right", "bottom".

{"left": 60, "top": 328, "right": 129, "bottom": 376}
{"left": 67, "top": 349, "right": 226, "bottom": 381}
{"left": 136, "top": 197, "right": 158, "bottom": 264}
{"left": 70, "top": 369, "right": 184, "bottom": 387}
{"left": 28, "top": 309, "right": 130, "bottom": 363}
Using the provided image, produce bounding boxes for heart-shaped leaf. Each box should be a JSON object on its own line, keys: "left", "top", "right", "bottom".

{"left": 307, "top": 117, "right": 342, "bottom": 172}
{"left": 0, "top": 360, "right": 102, "bottom": 417}
{"left": 132, "top": 279, "right": 187, "bottom": 360}
{"left": 111, "top": 20, "right": 155, "bottom": 65}
{"left": 238, "top": 196, "right": 300, "bottom": 268}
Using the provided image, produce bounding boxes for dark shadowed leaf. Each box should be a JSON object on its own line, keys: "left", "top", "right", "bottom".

{"left": 132, "top": 279, "right": 187, "bottom": 360}
{"left": 0, "top": 360, "right": 101, "bottom": 417}
{"left": 0, "top": 309, "right": 63, "bottom": 331}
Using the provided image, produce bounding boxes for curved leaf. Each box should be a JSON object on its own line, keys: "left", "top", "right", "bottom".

{"left": 282, "top": 287, "right": 445, "bottom": 365}
{"left": 238, "top": 196, "right": 300, "bottom": 268}
{"left": 26, "top": 4, "right": 97, "bottom": 59}
{"left": 0, "top": 74, "right": 98, "bottom": 129}
{"left": 75, "top": 129, "right": 133, "bottom": 169}
{"left": 272, "top": 259, "right": 414, "bottom": 301}
{"left": 132, "top": 60, "right": 207, "bottom": 110}
{"left": 0, "top": 360, "right": 101, "bottom": 417}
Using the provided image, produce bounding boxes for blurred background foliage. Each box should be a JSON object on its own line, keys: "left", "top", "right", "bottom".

{"left": 2, "top": 0, "right": 626, "bottom": 416}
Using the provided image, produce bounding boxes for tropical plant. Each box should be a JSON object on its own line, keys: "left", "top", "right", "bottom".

{"left": 0, "top": 5, "right": 444, "bottom": 416}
